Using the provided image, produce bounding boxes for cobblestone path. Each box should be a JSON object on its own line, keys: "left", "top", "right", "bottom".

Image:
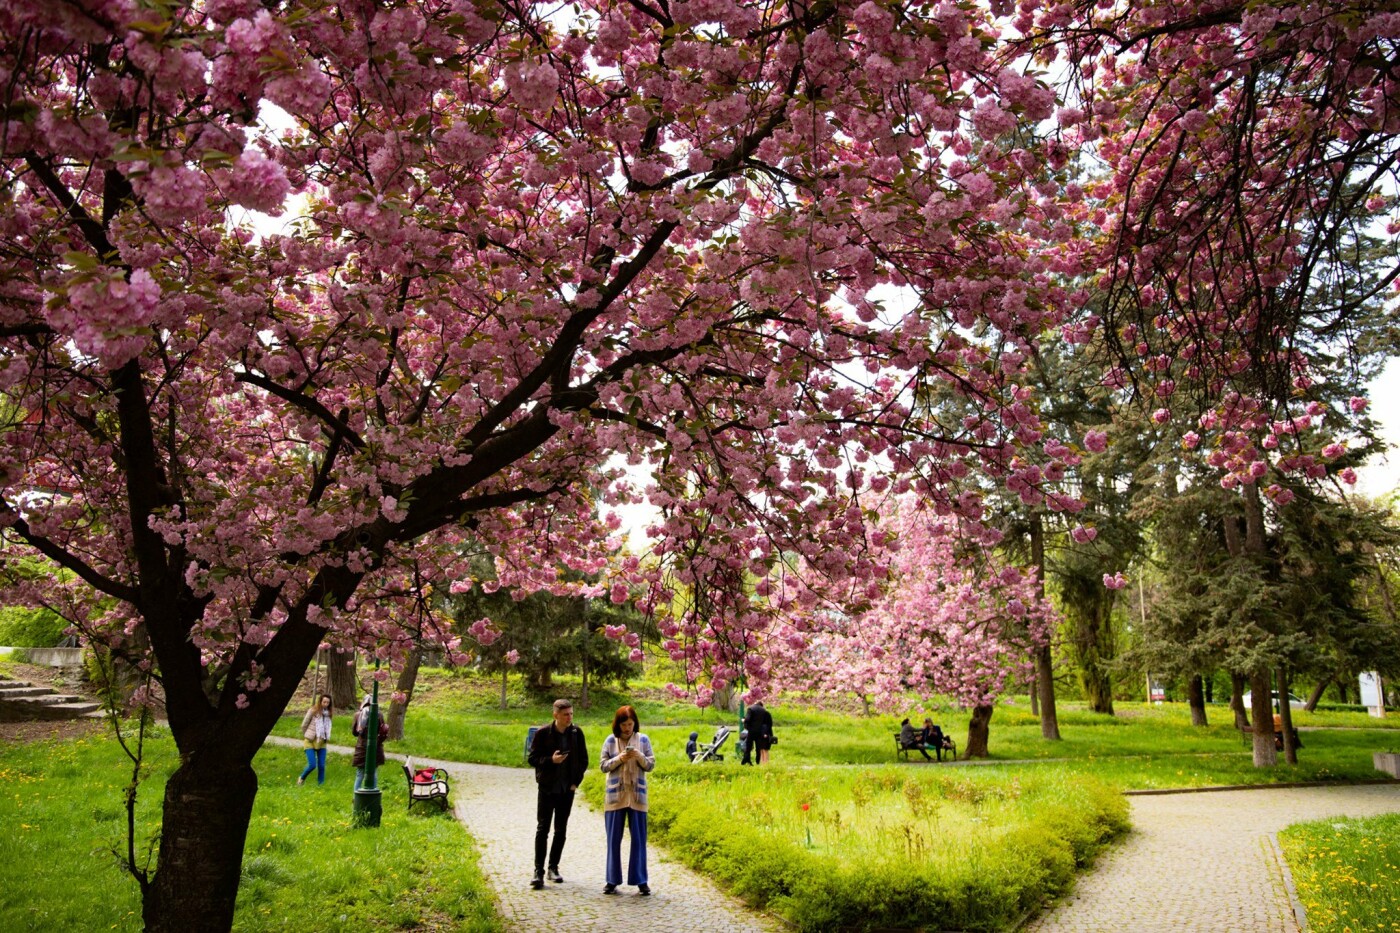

{"left": 447, "top": 759, "right": 778, "bottom": 932}
{"left": 1023, "top": 783, "right": 1400, "bottom": 933}
{"left": 264, "top": 736, "right": 776, "bottom": 932}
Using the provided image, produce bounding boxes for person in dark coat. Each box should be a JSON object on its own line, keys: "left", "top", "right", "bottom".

{"left": 743, "top": 701, "right": 774, "bottom": 765}
{"left": 901, "top": 718, "right": 933, "bottom": 760}
{"left": 527, "top": 698, "right": 588, "bottom": 889}
{"left": 352, "top": 695, "right": 389, "bottom": 789}
{"left": 920, "top": 718, "right": 948, "bottom": 762}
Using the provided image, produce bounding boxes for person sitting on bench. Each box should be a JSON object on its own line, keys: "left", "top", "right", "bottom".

{"left": 900, "top": 718, "right": 933, "bottom": 760}
{"left": 1272, "top": 712, "right": 1303, "bottom": 751}
{"left": 920, "top": 718, "right": 948, "bottom": 762}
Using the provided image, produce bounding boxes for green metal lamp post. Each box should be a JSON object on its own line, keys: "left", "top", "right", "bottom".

{"left": 352, "top": 660, "right": 383, "bottom": 828}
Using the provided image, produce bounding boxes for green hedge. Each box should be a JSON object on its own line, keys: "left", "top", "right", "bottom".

{"left": 0, "top": 606, "right": 67, "bottom": 647}
{"left": 593, "top": 767, "right": 1128, "bottom": 931}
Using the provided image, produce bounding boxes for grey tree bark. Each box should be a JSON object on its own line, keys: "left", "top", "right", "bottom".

{"left": 328, "top": 647, "right": 358, "bottom": 709}
{"left": 965, "top": 704, "right": 995, "bottom": 758}
{"left": 385, "top": 647, "right": 421, "bottom": 741}
{"left": 1030, "top": 515, "right": 1060, "bottom": 739}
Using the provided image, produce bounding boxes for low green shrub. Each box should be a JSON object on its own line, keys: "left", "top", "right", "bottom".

{"left": 591, "top": 766, "right": 1127, "bottom": 931}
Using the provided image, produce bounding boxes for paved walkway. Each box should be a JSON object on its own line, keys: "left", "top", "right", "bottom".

{"left": 1023, "top": 783, "right": 1400, "bottom": 932}
{"left": 264, "top": 736, "right": 776, "bottom": 932}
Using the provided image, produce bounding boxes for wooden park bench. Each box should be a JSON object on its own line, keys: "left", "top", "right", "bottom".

{"left": 894, "top": 731, "right": 956, "bottom": 762}
{"left": 402, "top": 758, "right": 451, "bottom": 812}
{"left": 1238, "top": 724, "right": 1303, "bottom": 751}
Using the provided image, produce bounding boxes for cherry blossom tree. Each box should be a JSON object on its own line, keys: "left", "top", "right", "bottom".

{"left": 0, "top": 0, "right": 1074, "bottom": 927}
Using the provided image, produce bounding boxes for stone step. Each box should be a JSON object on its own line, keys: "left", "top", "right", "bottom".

{"left": 0, "top": 696, "right": 102, "bottom": 720}
{"left": 0, "top": 685, "right": 51, "bottom": 699}
{"left": 26, "top": 692, "right": 87, "bottom": 705}
{"left": 45, "top": 701, "right": 102, "bottom": 716}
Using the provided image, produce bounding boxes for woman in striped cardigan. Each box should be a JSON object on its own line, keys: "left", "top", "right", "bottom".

{"left": 599, "top": 704, "right": 655, "bottom": 895}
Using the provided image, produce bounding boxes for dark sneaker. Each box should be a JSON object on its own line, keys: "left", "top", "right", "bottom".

{"left": 530, "top": 870, "right": 544, "bottom": 890}
{"left": 637, "top": 884, "right": 651, "bottom": 896}
{"left": 547, "top": 867, "right": 564, "bottom": 883}
{"left": 603, "top": 884, "right": 618, "bottom": 895}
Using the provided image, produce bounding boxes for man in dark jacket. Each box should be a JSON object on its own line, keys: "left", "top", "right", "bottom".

{"left": 744, "top": 700, "right": 774, "bottom": 765}
{"left": 527, "top": 698, "right": 588, "bottom": 889}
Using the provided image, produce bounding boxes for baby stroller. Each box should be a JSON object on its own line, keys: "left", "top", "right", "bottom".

{"left": 690, "top": 725, "right": 733, "bottom": 763}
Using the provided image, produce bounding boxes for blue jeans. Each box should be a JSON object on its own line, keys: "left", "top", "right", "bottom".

{"left": 300, "top": 747, "right": 326, "bottom": 784}
{"left": 604, "top": 808, "right": 648, "bottom": 886}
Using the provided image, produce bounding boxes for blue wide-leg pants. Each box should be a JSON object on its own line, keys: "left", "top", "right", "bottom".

{"left": 603, "top": 807, "right": 648, "bottom": 886}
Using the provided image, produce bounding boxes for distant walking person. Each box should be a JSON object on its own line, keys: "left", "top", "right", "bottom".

{"left": 351, "top": 695, "right": 389, "bottom": 790}
{"left": 744, "top": 700, "right": 774, "bottom": 765}
{"left": 600, "top": 705, "right": 656, "bottom": 895}
{"left": 298, "top": 693, "right": 333, "bottom": 785}
{"left": 527, "top": 698, "right": 588, "bottom": 889}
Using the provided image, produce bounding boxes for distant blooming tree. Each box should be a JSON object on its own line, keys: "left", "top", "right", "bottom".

{"left": 0, "top": 0, "right": 1387, "bottom": 928}
{"left": 770, "top": 497, "right": 1058, "bottom": 757}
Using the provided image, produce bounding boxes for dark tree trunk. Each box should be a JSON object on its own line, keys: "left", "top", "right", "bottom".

{"left": 1249, "top": 669, "right": 1277, "bottom": 767}
{"left": 1333, "top": 680, "right": 1350, "bottom": 705}
{"left": 1188, "top": 674, "right": 1208, "bottom": 726}
{"left": 1304, "top": 677, "right": 1328, "bottom": 713}
{"left": 143, "top": 761, "right": 258, "bottom": 933}
{"left": 1035, "top": 644, "right": 1060, "bottom": 739}
{"left": 328, "top": 648, "right": 358, "bottom": 709}
{"left": 500, "top": 668, "right": 509, "bottom": 711}
{"left": 1029, "top": 515, "right": 1060, "bottom": 739}
{"left": 1063, "top": 573, "right": 1116, "bottom": 715}
{"left": 385, "top": 647, "right": 421, "bottom": 741}
{"left": 1231, "top": 673, "right": 1250, "bottom": 730}
{"left": 965, "top": 704, "right": 994, "bottom": 758}
{"left": 1278, "top": 667, "right": 1298, "bottom": 765}
{"left": 580, "top": 648, "right": 590, "bottom": 709}
{"left": 1203, "top": 674, "right": 1214, "bottom": 704}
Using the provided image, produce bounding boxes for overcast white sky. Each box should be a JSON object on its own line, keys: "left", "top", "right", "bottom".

{"left": 1357, "top": 357, "right": 1400, "bottom": 501}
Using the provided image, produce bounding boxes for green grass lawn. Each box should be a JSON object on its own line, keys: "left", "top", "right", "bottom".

{"left": 1279, "top": 812, "right": 1400, "bottom": 933}
{"left": 0, "top": 724, "right": 499, "bottom": 932}
{"left": 299, "top": 671, "right": 1400, "bottom": 789}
